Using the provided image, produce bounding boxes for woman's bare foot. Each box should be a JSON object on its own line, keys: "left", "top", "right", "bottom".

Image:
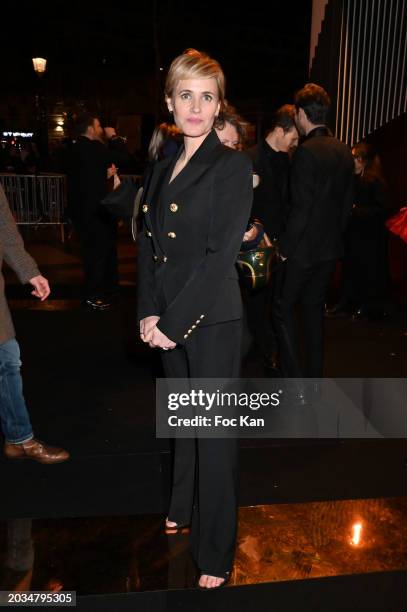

{"left": 198, "top": 573, "right": 228, "bottom": 589}
{"left": 165, "top": 519, "right": 178, "bottom": 529}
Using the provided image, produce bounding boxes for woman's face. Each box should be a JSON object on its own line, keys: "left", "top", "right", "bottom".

{"left": 352, "top": 149, "right": 365, "bottom": 175}
{"left": 215, "top": 122, "right": 240, "bottom": 149}
{"left": 166, "top": 78, "right": 220, "bottom": 140}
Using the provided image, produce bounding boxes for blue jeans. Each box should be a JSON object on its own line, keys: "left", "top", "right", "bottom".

{"left": 0, "top": 339, "right": 33, "bottom": 444}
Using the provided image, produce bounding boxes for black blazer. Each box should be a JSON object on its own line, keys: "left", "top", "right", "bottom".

{"left": 137, "top": 130, "right": 253, "bottom": 345}
{"left": 279, "top": 127, "right": 354, "bottom": 265}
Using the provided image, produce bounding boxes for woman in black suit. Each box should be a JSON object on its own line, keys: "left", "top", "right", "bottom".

{"left": 346, "top": 143, "right": 390, "bottom": 318}
{"left": 137, "top": 49, "right": 252, "bottom": 588}
{"left": 328, "top": 142, "right": 390, "bottom": 319}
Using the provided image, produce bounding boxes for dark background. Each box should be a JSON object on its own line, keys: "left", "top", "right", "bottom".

{"left": 1, "top": 1, "right": 312, "bottom": 132}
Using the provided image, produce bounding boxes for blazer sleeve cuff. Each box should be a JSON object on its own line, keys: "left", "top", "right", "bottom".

{"left": 157, "top": 311, "right": 207, "bottom": 347}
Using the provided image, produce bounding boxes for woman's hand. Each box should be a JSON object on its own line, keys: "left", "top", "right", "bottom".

{"left": 140, "top": 316, "right": 160, "bottom": 343}
{"left": 243, "top": 225, "right": 259, "bottom": 242}
{"left": 107, "top": 163, "right": 118, "bottom": 179}
{"left": 148, "top": 326, "right": 177, "bottom": 350}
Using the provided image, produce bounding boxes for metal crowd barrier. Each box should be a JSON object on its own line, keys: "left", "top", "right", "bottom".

{"left": 0, "top": 173, "right": 67, "bottom": 241}
{"left": 0, "top": 173, "right": 144, "bottom": 243}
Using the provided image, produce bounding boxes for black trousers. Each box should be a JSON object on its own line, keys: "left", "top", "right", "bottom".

{"left": 161, "top": 319, "right": 242, "bottom": 575}
{"left": 75, "top": 213, "right": 118, "bottom": 300}
{"left": 243, "top": 282, "right": 278, "bottom": 359}
{"left": 273, "top": 259, "right": 336, "bottom": 378}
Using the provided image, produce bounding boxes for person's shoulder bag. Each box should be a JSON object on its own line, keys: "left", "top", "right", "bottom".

{"left": 100, "top": 175, "right": 140, "bottom": 221}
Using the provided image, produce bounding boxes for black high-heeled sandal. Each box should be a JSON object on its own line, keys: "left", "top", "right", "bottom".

{"left": 164, "top": 518, "right": 189, "bottom": 534}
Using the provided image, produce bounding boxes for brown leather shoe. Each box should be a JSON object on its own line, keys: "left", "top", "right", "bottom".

{"left": 4, "top": 439, "right": 70, "bottom": 464}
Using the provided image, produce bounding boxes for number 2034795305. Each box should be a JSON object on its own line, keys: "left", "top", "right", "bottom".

{"left": 0, "top": 591, "right": 76, "bottom": 606}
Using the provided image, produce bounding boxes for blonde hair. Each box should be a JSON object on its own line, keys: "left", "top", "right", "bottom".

{"left": 148, "top": 122, "right": 181, "bottom": 161}
{"left": 164, "top": 48, "right": 226, "bottom": 112}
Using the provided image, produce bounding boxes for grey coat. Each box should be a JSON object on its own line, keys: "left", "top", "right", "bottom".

{"left": 0, "top": 184, "right": 40, "bottom": 344}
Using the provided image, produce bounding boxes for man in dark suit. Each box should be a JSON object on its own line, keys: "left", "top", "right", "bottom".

{"left": 67, "top": 114, "right": 130, "bottom": 309}
{"left": 249, "top": 105, "right": 298, "bottom": 242}
{"left": 245, "top": 105, "right": 298, "bottom": 369}
{"left": 273, "top": 84, "right": 354, "bottom": 381}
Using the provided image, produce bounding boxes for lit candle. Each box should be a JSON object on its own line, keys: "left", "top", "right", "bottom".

{"left": 351, "top": 522, "right": 362, "bottom": 546}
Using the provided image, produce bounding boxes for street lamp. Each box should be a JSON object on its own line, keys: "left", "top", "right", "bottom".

{"left": 32, "top": 57, "right": 47, "bottom": 74}
{"left": 32, "top": 56, "right": 48, "bottom": 160}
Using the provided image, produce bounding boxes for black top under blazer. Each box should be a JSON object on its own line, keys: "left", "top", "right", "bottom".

{"left": 247, "top": 139, "right": 290, "bottom": 240}
{"left": 137, "top": 129, "right": 253, "bottom": 345}
{"left": 279, "top": 126, "right": 354, "bottom": 265}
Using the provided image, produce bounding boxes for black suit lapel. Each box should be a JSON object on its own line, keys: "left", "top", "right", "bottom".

{"left": 165, "top": 129, "right": 223, "bottom": 199}
{"left": 144, "top": 157, "right": 172, "bottom": 208}
{"left": 142, "top": 130, "right": 223, "bottom": 252}
{"left": 142, "top": 157, "right": 172, "bottom": 236}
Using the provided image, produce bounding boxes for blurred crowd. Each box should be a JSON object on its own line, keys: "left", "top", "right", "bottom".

{"left": 0, "top": 141, "right": 42, "bottom": 174}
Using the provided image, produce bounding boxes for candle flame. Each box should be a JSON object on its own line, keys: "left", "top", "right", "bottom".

{"left": 351, "top": 522, "right": 362, "bottom": 546}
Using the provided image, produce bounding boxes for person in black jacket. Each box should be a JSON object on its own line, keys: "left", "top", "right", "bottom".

{"left": 137, "top": 49, "right": 252, "bottom": 589}
{"left": 67, "top": 114, "right": 130, "bottom": 309}
{"left": 249, "top": 105, "right": 298, "bottom": 241}
{"left": 245, "top": 105, "right": 298, "bottom": 369}
{"left": 273, "top": 84, "right": 354, "bottom": 382}
{"left": 326, "top": 142, "right": 390, "bottom": 319}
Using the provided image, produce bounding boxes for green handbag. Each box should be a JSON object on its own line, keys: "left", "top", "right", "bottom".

{"left": 237, "top": 234, "right": 275, "bottom": 291}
